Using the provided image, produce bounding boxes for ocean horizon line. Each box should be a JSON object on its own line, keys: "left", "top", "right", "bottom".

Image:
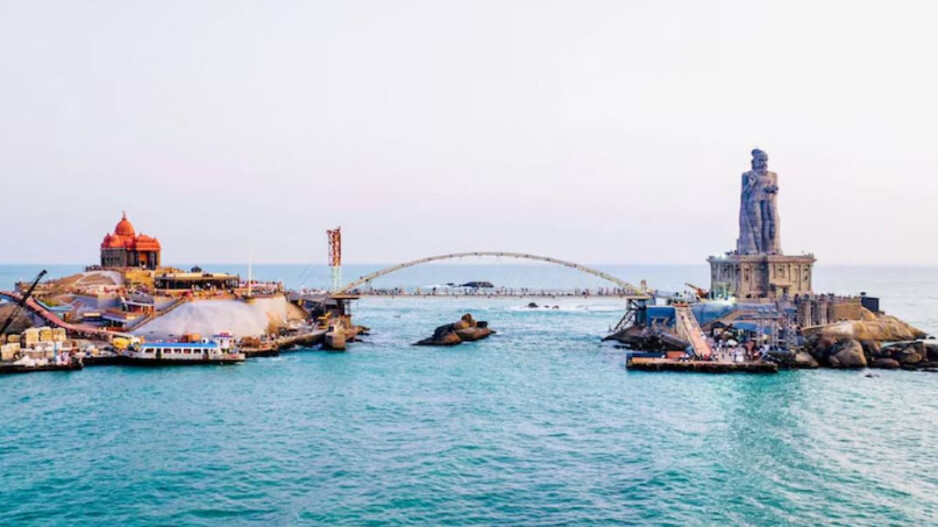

{"left": 3, "top": 262, "right": 938, "bottom": 268}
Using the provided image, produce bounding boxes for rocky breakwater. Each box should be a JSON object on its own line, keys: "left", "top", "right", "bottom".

{"left": 415, "top": 314, "right": 494, "bottom": 346}
{"left": 869, "top": 340, "right": 938, "bottom": 371}
{"left": 792, "top": 315, "right": 933, "bottom": 370}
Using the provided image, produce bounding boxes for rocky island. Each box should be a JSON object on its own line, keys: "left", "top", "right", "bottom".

{"left": 619, "top": 149, "right": 934, "bottom": 373}
{"left": 415, "top": 314, "right": 495, "bottom": 346}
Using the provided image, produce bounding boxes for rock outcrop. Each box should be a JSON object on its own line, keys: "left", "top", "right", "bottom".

{"left": 799, "top": 310, "right": 935, "bottom": 370}
{"left": 803, "top": 337, "right": 867, "bottom": 368}
{"left": 803, "top": 331, "right": 938, "bottom": 370}
{"left": 415, "top": 314, "right": 494, "bottom": 346}
{"left": 793, "top": 351, "right": 820, "bottom": 369}
{"left": 871, "top": 358, "right": 900, "bottom": 370}
{"left": 455, "top": 320, "right": 492, "bottom": 342}
{"left": 828, "top": 339, "right": 867, "bottom": 368}
{"left": 765, "top": 350, "right": 820, "bottom": 369}
{"left": 803, "top": 317, "right": 927, "bottom": 343}
{"left": 870, "top": 340, "right": 938, "bottom": 370}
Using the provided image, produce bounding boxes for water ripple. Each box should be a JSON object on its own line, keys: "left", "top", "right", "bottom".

{"left": 1, "top": 297, "right": 937, "bottom": 525}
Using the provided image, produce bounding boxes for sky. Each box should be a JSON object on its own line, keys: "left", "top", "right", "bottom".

{"left": 1, "top": 0, "right": 936, "bottom": 266}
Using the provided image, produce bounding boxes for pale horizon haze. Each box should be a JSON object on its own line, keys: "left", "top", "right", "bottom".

{"left": 2, "top": 1, "right": 936, "bottom": 266}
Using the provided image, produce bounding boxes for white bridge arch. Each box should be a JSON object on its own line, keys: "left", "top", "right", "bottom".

{"left": 336, "top": 251, "right": 651, "bottom": 298}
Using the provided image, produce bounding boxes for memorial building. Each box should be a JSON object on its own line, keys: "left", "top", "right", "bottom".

{"left": 99, "top": 212, "right": 162, "bottom": 269}
{"left": 708, "top": 149, "right": 815, "bottom": 299}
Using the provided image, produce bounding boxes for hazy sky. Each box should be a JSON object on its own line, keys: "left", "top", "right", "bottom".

{"left": 2, "top": 1, "right": 936, "bottom": 265}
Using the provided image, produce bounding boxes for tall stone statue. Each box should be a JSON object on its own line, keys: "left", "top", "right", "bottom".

{"left": 737, "top": 148, "right": 781, "bottom": 254}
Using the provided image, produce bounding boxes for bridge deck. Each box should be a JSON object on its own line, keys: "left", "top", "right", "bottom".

{"left": 335, "top": 251, "right": 651, "bottom": 298}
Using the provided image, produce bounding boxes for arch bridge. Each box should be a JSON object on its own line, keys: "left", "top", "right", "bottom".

{"left": 336, "top": 251, "right": 653, "bottom": 299}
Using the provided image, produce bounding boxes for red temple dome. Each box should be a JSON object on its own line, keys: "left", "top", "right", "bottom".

{"left": 114, "top": 211, "right": 136, "bottom": 237}
{"left": 134, "top": 234, "right": 162, "bottom": 251}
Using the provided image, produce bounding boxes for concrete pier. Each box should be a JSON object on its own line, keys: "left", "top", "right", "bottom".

{"left": 627, "top": 356, "right": 778, "bottom": 374}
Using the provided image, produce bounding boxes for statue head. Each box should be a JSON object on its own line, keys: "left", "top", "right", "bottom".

{"left": 751, "top": 148, "right": 768, "bottom": 173}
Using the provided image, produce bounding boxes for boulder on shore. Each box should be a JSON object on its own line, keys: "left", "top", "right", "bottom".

{"left": 807, "top": 338, "right": 867, "bottom": 368}
{"left": 765, "top": 350, "right": 819, "bottom": 369}
{"left": 804, "top": 316, "right": 927, "bottom": 343}
{"left": 871, "top": 358, "right": 900, "bottom": 369}
{"left": 828, "top": 339, "right": 868, "bottom": 369}
{"left": 885, "top": 341, "right": 926, "bottom": 364}
{"left": 864, "top": 340, "right": 938, "bottom": 370}
{"left": 860, "top": 340, "right": 882, "bottom": 358}
{"left": 793, "top": 352, "right": 820, "bottom": 369}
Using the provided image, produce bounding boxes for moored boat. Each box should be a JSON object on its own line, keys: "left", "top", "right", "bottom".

{"left": 123, "top": 332, "right": 245, "bottom": 365}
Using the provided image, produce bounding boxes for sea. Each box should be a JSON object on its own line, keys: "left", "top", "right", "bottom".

{"left": 1, "top": 263, "right": 937, "bottom": 525}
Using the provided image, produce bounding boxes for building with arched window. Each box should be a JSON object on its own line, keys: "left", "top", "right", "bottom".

{"left": 100, "top": 212, "right": 162, "bottom": 269}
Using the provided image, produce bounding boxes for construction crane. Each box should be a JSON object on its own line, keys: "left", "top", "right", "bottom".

{"left": 0, "top": 269, "right": 47, "bottom": 335}
{"left": 685, "top": 282, "right": 709, "bottom": 300}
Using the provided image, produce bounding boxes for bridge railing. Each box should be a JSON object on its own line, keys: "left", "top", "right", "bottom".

{"left": 333, "top": 251, "right": 652, "bottom": 299}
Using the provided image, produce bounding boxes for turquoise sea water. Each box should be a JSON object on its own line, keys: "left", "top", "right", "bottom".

{"left": 2, "top": 264, "right": 937, "bottom": 525}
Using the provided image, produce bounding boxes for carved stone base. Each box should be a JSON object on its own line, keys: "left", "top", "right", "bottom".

{"left": 708, "top": 253, "right": 816, "bottom": 299}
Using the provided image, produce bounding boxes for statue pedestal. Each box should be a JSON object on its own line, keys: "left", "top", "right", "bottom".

{"left": 708, "top": 253, "right": 816, "bottom": 300}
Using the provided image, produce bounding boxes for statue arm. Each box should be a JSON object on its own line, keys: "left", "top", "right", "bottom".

{"left": 765, "top": 172, "right": 779, "bottom": 194}
{"left": 741, "top": 173, "right": 756, "bottom": 193}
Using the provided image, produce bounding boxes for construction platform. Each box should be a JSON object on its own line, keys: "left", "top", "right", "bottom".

{"left": 627, "top": 356, "right": 778, "bottom": 374}
{"left": 240, "top": 329, "right": 327, "bottom": 357}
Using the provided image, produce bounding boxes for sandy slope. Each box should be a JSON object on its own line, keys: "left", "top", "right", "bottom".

{"left": 132, "top": 296, "right": 305, "bottom": 339}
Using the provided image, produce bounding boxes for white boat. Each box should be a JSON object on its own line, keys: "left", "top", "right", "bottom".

{"left": 124, "top": 333, "right": 245, "bottom": 364}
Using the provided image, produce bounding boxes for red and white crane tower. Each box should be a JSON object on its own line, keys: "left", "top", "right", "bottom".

{"left": 327, "top": 227, "right": 342, "bottom": 293}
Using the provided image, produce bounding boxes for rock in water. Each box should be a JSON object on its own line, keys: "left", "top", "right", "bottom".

{"left": 452, "top": 313, "right": 475, "bottom": 331}
{"left": 767, "top": 350, "right": 819, "bottom": 369}
{"left": 871, "top": 341, "right": 938, "bottom": 369}
{"left": 414, "top": 314, "right": 494, "bottom": 346}
{"left": 871, "top": 358, "right": 900, "bottom": 369}
{"left": 926, "top": 341, "right": 938, "bottom": 362}
{"left": 455, "top": 327, "right": 493, "bottom": 342}
{"left": 456, "top": 316, "right": 494, "bottom": 342}
{"left": 828, "top": 339, "right": 867, "bottom": 369}
{"left": 896, "top": 349, "right": 924, "bottom": 365}
{"left": 415, "top": 324, "right": 462, "bottom": 346}
{"left": 793, "top": 352, "right": 820, "bottom": 369}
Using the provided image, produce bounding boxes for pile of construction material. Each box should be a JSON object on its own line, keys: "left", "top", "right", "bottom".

{"left": 1, "top": 327, "right": 69, "bottom": 361}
